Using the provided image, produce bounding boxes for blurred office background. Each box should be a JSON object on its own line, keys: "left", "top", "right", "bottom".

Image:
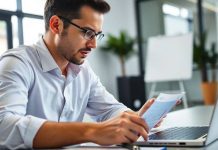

{"left": 0, "top": 0, "right": 218, "bottom": 110}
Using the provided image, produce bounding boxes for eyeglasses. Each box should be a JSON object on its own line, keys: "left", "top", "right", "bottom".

{"left": 58, "top": 16, "right": 104, "bottom": 41}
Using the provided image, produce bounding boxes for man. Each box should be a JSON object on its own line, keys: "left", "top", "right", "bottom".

{"left": 0, "top": 0, "right": 155, "bottom": 149}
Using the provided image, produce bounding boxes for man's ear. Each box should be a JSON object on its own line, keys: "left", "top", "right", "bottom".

{"left": 49, "top": 15, "right": 63, "bottom": 34}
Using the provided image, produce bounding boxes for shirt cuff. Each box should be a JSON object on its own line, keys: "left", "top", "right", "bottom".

{"left": 23, "top": 116, "right": 46, "bottom": 147}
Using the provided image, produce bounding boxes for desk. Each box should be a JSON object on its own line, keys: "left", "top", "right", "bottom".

{"left": 158, "top": 105, "right": 213, "bottom": 128}
{"left": 68, "top": 106, "right": 217, "bottom": 149}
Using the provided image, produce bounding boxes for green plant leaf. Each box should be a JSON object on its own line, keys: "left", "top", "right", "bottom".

{"left": 99, "top": 30, "right": 136, "bottom": 76}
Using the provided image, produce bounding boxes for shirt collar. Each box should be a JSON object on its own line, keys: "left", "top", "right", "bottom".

{"left": 34, "top": 37, "right": 58, "bottom": 72}
{"left": 34, "top": 37, "right": 83, "bottom": 76}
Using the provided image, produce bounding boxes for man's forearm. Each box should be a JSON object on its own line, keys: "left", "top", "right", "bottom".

{"left": 33, "top": 109, "right": 151, "bottom": 148}
{"left": 33, "top": 121, "right": 98, "bottom": 148}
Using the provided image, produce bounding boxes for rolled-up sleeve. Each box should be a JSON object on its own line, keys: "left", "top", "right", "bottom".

{"left": 0, "top": 114, "right": 45, "bottom": 149}
{"left": 0, "top": 55, "right": 46, "bottom": 149}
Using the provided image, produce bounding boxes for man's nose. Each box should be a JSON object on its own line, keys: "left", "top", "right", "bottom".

{"left": 86, "top": 37, "right": 97, "bottom": 49}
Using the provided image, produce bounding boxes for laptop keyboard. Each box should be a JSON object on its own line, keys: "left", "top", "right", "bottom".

{"left": 149, "top": 126, "right": 209, "bottom": 140}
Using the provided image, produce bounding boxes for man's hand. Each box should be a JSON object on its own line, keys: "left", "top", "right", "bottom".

{"left": 141, "top": 99, "right": 182, "bottom": 129}
{"left": 138, "top": 98, "right": 155, "bottom": 116}
{"left": 90, "top": 99, "right": 155, "bottom": 145}
{"left": 138, "top": 98, "right": 165, "bottom": 128}
{"left": 33, "top": 99, "right": 157, "bottom": 148}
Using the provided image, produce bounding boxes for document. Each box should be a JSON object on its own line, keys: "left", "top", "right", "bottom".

{"left": 142, "top": 93, "right": 184, "bottom": 130}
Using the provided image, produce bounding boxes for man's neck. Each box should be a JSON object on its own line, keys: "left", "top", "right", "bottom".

{"left": 43, "top": 34, "right": 69, "bottom": 76}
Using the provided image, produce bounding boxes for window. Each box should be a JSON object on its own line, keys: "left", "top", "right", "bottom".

{"left": 164, "top": 15, "right": 190, "bottom": 36}
{"left": 0, "top": 0, "right": 44, "bottom": 49}
{"left": 163, "top": 4, "right": 190, "bottom": 19}
{"left": 162, "top": 4, "right": 191, "bottom": 36}
{"left": 22, "top": 0, "right": 46, "bottom": 15}
{"left": 163, "top": 4, "right": 180, "bottom": 17}
{"left": 0, "top": 20, "right": 7, "bottom": 54}
{"left": 12, "top": 16, "right": 19, "bottom": 48}
{"left": 0, "top": 0, "right": 16, "bottom": 11}
{"left": 23, "top": 17, "right": 44, "bottom": 45}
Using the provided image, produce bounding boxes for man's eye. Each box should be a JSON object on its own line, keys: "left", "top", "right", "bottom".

{"left": 81, "top": 30, "right": 87, "bottom": 33}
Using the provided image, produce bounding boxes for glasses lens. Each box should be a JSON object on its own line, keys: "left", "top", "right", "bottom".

{"left": 84, "top": 30, "right": 104, "bottom": 41}
{"left": 84, "top": 30, "right": 95, "bottom": 40}
{"left": 97, "top": 33, "right": 104, "bottom": 40}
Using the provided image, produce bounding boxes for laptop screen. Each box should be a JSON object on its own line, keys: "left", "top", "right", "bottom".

{"left": 206, "top": 99, "right": 218, "bottom": 145}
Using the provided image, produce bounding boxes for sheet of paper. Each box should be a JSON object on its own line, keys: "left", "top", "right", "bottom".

{"left": 142, "top": 93, "right": 184, "bottom": 130}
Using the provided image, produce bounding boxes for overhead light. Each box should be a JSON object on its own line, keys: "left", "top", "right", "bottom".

{"left": 163, "top": 4, "right": 189, "bottom": 18}
{"left": 181, "top": 8, "right": 189, "bottom": 18}
{"left": 163, "top": 4, "right": 180, "bottom": 16}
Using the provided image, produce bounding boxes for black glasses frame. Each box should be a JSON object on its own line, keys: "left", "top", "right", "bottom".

{"left": 58, "top": 16, "right": 104, "bottom": 40}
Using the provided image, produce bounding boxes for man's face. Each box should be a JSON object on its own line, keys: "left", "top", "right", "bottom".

{"left": 55, "top": 6, "right": 104, "bottom": 65}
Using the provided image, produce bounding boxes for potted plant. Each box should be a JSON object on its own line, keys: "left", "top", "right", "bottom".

{"left": 100, "top": 30, "right": 145, "bottom": 110}
{"left": 100, "top": 30, "right": 136, "bottom": 76}
{"left": 193, "top": 32, "right": 218, "bottom": 105}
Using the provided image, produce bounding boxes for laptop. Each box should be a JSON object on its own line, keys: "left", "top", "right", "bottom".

{"left": 134, "top": 100, "right": 218, "bottom": 147}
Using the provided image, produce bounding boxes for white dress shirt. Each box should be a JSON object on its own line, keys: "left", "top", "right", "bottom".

{"left": 0, "top": 38, "right": 129, "bottom": 149}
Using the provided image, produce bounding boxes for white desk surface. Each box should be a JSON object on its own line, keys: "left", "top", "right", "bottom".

{"left": 67, "top": 105, "right": 217, "bottom": 150}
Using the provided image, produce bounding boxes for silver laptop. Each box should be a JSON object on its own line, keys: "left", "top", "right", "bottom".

{"left": 134, "top": 101, "right": 218, "bottom": 147}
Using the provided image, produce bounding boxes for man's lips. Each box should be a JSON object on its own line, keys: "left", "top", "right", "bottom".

{"left": 79, "top": 49, "right": 91, "bottom": 57}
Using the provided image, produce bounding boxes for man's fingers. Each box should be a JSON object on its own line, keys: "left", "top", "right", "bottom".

{"left": 123, "top": 135, "right": 133, "bottom": 143}
{"left": 129, "top": 116, "right": 149, "bottom": 132}
{"left": 138, "top": 98, "right": 155, "bottom": 116}
{"left": 176, "top": 100, "right": 182, "bottom": 105}
{"left": 120, "top": 113, "right": 149, "bottom": 142}
{"left": 124, "top": 129, "right": 140, "bottom": 143}
{"left": 126, "top": 123, "right": 148, "bottom": 142}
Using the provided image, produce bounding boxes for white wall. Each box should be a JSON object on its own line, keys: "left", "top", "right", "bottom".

{"left": 88, "top": 0, "right": 139, "bottom": 99}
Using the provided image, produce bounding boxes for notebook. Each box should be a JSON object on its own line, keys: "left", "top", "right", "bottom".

{"left": 134, "top": 100, "right": 218, "bottom": 147}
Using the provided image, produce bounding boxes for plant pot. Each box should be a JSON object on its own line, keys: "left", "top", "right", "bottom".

{"left": 117, "top": 76, "right": 146, "bottom": 110}
{"left": 201, "top": 82, "right": 217, "bottom": 105}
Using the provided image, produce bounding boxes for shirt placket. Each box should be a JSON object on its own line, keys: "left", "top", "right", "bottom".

{"left": 59, "top": 73, "right": 74, "bottom": 122}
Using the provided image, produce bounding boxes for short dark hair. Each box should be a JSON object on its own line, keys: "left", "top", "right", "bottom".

{"left": 44, "top": 0, "right": 110, "bottom": 31}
